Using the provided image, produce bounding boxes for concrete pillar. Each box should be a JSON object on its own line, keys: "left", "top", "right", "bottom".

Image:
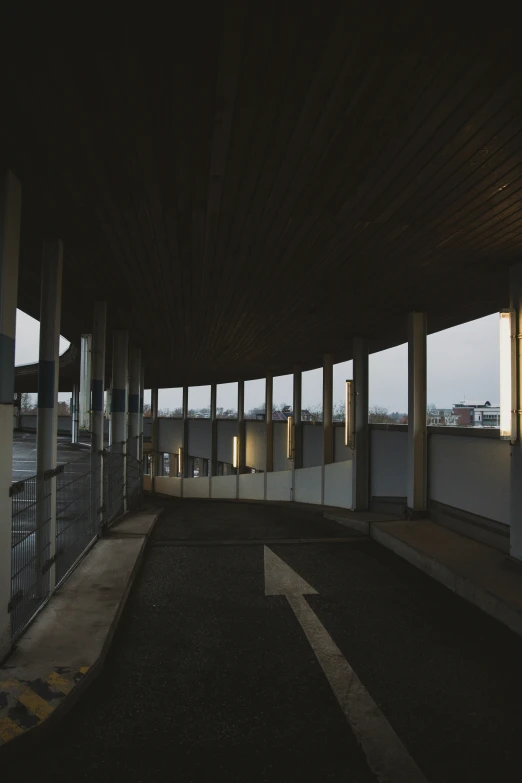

{"left": 265, "top": 374, "right": 273, "bottom": 473}
{"left": 111, "top": 331, "right": 128, "bottom": 512}
{"left": 0, "top": 170, "right": 21, "bottom": 660}
{"left": 128, "top": 347, "right": 141, "bottom": 461}
{"left": 79, "top": 334, "right": 92, "bottom": 431}
{"left": 150, "top": 387, "right": 159, "bottom": 480}
{"left": 238, "top": 380, "right": 246, "bottom": 474}
{"left": 510, "top": 264, "right": 522, "bottom": 561}
{"left": 323, "top": 354, "right": 334, "bottom": 466}
{"left": 91, "top": 301, "right": 107, "bottom": 532}
{"left": 182, "top": 386, "right": 189, "bottom": 478}
{"left": 351, "top": 338, "right": 369, "bottom": 511}
{"left": 71, "top": 384, "right": 80, "bottom": 444}
{"left": 36, "top": 239, "right": 64, "bottom": 593}
{"left": 293, "top": 369, "right": 303, "bottom": 469}
{"left": 138, "top": 363, "right": 144, "bottom": 465}
{"left": 407, "top": 312, "right": 427, "bottom": 517}
{"left": 210, "top": 383, "right": 217, "bottom": 478}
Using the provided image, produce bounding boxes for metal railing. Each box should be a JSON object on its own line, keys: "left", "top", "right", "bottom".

{"left": 10, "top": 439, "right": 143, "bottom": 641}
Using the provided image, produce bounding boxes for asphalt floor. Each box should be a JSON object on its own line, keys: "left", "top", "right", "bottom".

{"left": 4, "top": 498, "right": 522, "bottom": 782}
{"left": 12, "top": 431, "right": 90, "bottom": 480}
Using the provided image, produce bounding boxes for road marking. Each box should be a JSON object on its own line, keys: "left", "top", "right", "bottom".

{"left": 263, "top": 547, "right": 427, "bottom": 783}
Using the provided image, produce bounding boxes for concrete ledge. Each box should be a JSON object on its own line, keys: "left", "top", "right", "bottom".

{"left": 323, "top": 509, "right": 401, "bottom": 535}
{"left": 372, "top": 520, "right": 522, "bottom": 637}
{"left": 0, "top": 507, "right": 161, "bottom": 755}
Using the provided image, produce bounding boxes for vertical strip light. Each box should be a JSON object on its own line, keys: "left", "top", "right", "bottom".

{"left": 499, "top": 310, "right": 514, "bottom": 440}
{"left": 286, "top": 415, "right": 294, "bottom": 459}
{"left": 345, "top": 380, "right": 354, "bottom": 447}
{"left": 232, "top": 436, "right": 239, "bottom": 469}
{"left": 178, "top": 446, "right": 183, "bottom": 476}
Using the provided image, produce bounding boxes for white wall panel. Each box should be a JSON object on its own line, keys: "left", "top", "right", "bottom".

{"left": 239, "top": 472, "right": 265, "bottom": 500}
{"left": 371, "top": 429, "right": 407, "bottom": 497}
{"left": 273, "top": 421, "right": 292, "bottom": 472}
{"left": 211, "top": 475, "right": 237, "bottom": 499}
{"left": 334, "top": 425, "right": 353, "bottom": 462}
{"left": 245, "top": 420, "right": 266, "bottom": 471}
{"left": 294, "top": 466, "right": 322, "bottom": 504}
{"left": 303, "top": 423, "right": 323, "bottom": 468}
{"left": 154, "top": 476, "right": 182, "bottom": 497}
{"left": 158, "top": 418, "right": 183, "bottom": 454}
{"left": 184, "top": 477, "right": 210, "bottom": 498}
{"left": 324, "top": 460, "right": 352, "bottom": 509}
{"left": 188, "top": 419, "right": 212, "bottom": 459}
{"left": 266, "top": 470, "right": 292, "bottom": 501}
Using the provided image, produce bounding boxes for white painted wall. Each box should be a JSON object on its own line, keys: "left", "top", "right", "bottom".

{"left": 429, "top": 434, "right": 510, "bottom": 525}
{"left": 158, "top": 418, "right": 183, "bottom": 454}
{"left": 324, "top": 460, "right": 352, "bottom": 508}
{"left": 371, "top": 428, "right": 407, "bottom": 498}
{"left": 245, "top": 420, "right": 266, "bottom": 471}
{"left": 217, "top": 420, "right": 238, "bottom": 464}
{"left": 334, "top": 425, "right": 353, "bottom": 463}
{"left": 154, "top": 476, "right": 182, "bottom": 497}
{"left": 188, "top": 419, "right": 212, "bottom": 459}
{"left": 184, "top": 477, "right": 210, "bottom": 498}
{"left": 303, "top": 423, "right": 323, "bottom": 468}
{"left": 294, "top": 466, "right": 322, "bottom": 504}
{"left": 267, "top": 470, "right": 292, "bottom": 501}
{"left": 239, "top": 472, "right": 265, "bottom": 500}
{"left": 273, "top": 421, "right": 292, "bottom": 472}
{"left": 211, "top": 475, "right": 237, "bottom": 499}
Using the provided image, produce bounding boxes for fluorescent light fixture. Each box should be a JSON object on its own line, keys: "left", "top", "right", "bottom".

{"left": 345, "top": 380, "right": 354, "bottom": 447}
{"left": 232, "top": 436, "right": 239, "bottom": 469}
{"left": 178, "top": 447, "right": 183, "bottom": 476}
{"left": 286, "top": 415, "right": 294, "bottom": 459}
{"left": 499, "top": 310, "right": 514, "bottom": 440}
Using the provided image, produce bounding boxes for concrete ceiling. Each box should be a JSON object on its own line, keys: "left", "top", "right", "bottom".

{"left": 3, "top": 5, "right": 520, "bottom": 390}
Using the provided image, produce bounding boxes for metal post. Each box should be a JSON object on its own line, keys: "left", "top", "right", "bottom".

{"left": 265, "top": 373, "right": 273, "bottom": 473}
{"left": 128, "top": 347, "right": 141, "bottom": 461}
{"left": 36, "top": 239, "right": 63, "bottom": 593}
{"left": 71, "top": 384, "right": 79, "bottom": 444}
{"left": 182, "top": 386, "right": 189, "bottom": 478}
{"left": 210, "top": 383, "right": 217, "bottom": 479}
{"left": 510, "top": 264, "right": 522, "bottom": 561}
{"left": 407, "top": 312, "right": 427, "bottom": 517}
{"left": 293, "top": 369, "right": 303, "bottom": 469}
{"left": 112, "top": 330, "right": 129, "bottom": 511}
{"left": 79, "top": 334, "right": 92, "bottom": 432}
{"left": 91, "top": 301, "right": 106, "bottom": 532}
{"left": 352, "top": 338, "right": 369, "bottom": 511}
{"left": 151, "top": 387, "right": 159, "bottom": 481}
{"left": 323, "top": 354, "right": 334, "bottom": 466}
{"left": 0, "top": 170, "right": 21, "bottom": 660}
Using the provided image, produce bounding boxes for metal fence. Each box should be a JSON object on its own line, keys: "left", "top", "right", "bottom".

{"left": 10, "top": 440, "right": 143, "bottom": 641}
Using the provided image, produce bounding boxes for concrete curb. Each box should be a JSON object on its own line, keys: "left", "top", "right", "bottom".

{"left": 371, "top": 523, "right": 522, "bottom": 638}
{"left": 0, "top": 509, "right": 162, "bottom": 759}
{"left": 323, "top": 512, "right": 371, "bottom": 535}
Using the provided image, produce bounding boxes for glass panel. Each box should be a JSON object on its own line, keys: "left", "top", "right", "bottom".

{"left": 158, "top": 387, "right": 183, "bottom": 417}
{"left": 302, "top": 367, "right": 323, "bottom": 421}
{"left": 217, "top": 382, "right": 238, "bottom": 418}
{"left": 188, "top": 385, "right": 211, "bottom": 418}
{"left": 244, "top": 378, "right": 266, "bottom": 420}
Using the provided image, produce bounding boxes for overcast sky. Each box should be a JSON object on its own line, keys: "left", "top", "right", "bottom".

{"left": 17, "top": 310, "right": 499, "bottom": 412}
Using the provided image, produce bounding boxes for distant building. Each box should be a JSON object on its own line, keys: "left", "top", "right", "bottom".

{"left": 452, "top": 400, "right": 500, "bottom": 427}
{"left": 427, "top": 408, "right": 460, "bottom": 426}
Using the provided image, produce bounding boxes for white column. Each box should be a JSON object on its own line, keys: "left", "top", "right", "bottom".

{"left": 407, "top": 312, "right": 427, "bottom": 517}
{"left": 0, "top": 170, "right": 21, "bottom": 660}
{"left": 91, "top": 301, "right": 106, "bottom": 532}
{"left": 36, "top": 239, "right": 64, "bottom": 593}
{"left": 111, "top": 330, "right": 129, "bottom": 510}
{"left": 128, "top": 347, "right": 141, "bottom": 461}
{"left": 351, "top": 338, "right": 369, "bottom": 511}
{"left": 510, "top": 264, "right": 522, "bottom": 560}
{"left": 79, "top": 334, "right": 92, "bottom": 431}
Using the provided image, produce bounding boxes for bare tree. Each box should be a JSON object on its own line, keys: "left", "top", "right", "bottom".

{"left": 20, "top": 392, "right": 35, "bottom": 414}
{"left": 368, "top": 405, "right": 394, "bottom": 424}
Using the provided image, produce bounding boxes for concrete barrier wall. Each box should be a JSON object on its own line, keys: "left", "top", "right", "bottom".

{"left": 245, "top": 421, "right": 266, "bottom": 471}
{"left": 294, "top": 466, "right": 322, "bottom": 504}
{"left": 154, "top": 476, "right": 182, "bottom": 496}
{"left": 370, "top": 428, "right": 407, "bottom": 498}
{"left": 273, "top": 421, "right": 292, "bottom": 472}
{"left": 184, "top": 477, "right": 210, "bottom": 498}
{"left": 158, "top": 418, "right": 183, "bottom": 454}
{"left": 334, "top": 425, "right": 352, "bottom": 463}
{"left": 239, "top": 472, "right": 264, "bottom": 500}
{"left": 266, "top": 470, "right": 292, "bottom": 501}
{"left": 324, "top": 460, "right": 352, "bottom": 508}
{"left": 303, "top": 423, "right": 323, "bottom": 468}
{"left": 429, "top": 434, "right": 510, "bottom": 525}
{"left": 211, "top": 475, "right": 237, "bottom": 499}
{"left": 188, "top": 419, "right": 212, "bottom": 460}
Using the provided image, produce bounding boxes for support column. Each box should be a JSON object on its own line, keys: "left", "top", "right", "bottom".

{"left": 407, "top": 312, "right": 427, "bottom": 517}
{"left": 323, "top": 354, "right": 334, "bottom": 466}
{"left": 71, "top": 384, "right": 79, "bottom": 444}
{"left": 111, "top": 330, "right": 129, "bottom": 510}
{"left": 138, "top": 363, "right": 144, "bottom": 466}
{"left": 293, "top": 369, "right": 303, "bottom": 469}
{"left": 36, "top": 239, "right": 64, "bottom": 593}
{"left": 238, "top": 380, "right": 246, "bottom": 474}
{"left": 182, "top": 386, "right": 189, "bottom": 478}
{"left": 510, "top": 264, "right": 522, "bottom": 561}
{"left": 210, "top": 383, "right": 217, "bottom": 479}
{"left": 91, "top": 301, "right": 107, "bottom": 532}
{"left": 79, "top": 334, "right": 92, "bottom": 432}
{"left": 351, "top": 338, "right": 369, "bottom": 511}
{"left": 151, "top": 387, "right": 159, "bottom": 480}
{"left": 0, "top": 170, "right": 21, "bottom": 660}
{"left": 128, "top": 347, "right": 141, "bottom": 461}
{"left": 265, "top": 374, "right": 273, "bottom": 473}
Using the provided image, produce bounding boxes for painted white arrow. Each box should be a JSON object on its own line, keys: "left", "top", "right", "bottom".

{"left": 263, "top": 546, "right": 427, "bottom": 783}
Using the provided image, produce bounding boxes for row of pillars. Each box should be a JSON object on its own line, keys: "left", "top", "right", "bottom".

{"left": 0, "top": 171, "right": 145, "bottom": 661}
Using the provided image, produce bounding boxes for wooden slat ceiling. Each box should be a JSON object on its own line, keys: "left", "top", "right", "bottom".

{"left": 2, "top": 5, "right": 521, "bottom": 389}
